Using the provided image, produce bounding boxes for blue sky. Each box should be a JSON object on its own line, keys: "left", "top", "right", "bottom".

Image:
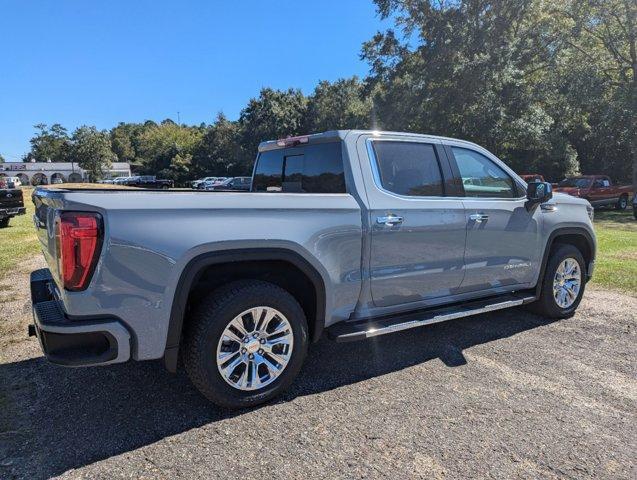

{"left": 0, "top": 1, "right": 391, "bottom": 161}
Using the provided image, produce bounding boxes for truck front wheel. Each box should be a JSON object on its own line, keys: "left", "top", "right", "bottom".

{"left": 529, "top": 244, "right": 587, "bottom": 319}
{"left": 183, "top": 280, "right": 308, "bottom": 408}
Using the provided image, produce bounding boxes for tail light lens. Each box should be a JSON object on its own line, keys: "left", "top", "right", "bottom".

{"left": 56, "top": 212, "right": 103, "bottom": 291}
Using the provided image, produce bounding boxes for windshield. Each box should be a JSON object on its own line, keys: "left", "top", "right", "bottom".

{"left": 558, "top": 178, "right": 591, "bottom": 188}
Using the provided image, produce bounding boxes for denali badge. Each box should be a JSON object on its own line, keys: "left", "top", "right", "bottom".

{"left": 504, "top": 262, "right": 531, "bottom": 270}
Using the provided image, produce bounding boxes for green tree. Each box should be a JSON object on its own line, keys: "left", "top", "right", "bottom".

{"left": 136, "top": 120, "right": 203, "bottom": 183}
{"left": 363, "top": 0, "right": 634, "bottom": 182}
{"left": 192, "top": 113, "right": 244, "bottom": 177}
{"left": 553, "top": 0, "right": 636, "bottom": 186}
{"left": 239, "top": 88, "right": 308, "bottom": 166}
{"left": 70, "top": 126, "right": 115, "bottom": 181}
{"left": 305, "top": 77, "right": 372, "bottom": 132}
{"left": 363, "top": 0, "right": 576, "bottom": 179}
{"left": 27, "top": 123, "right": 71, "bottom": 163}
{"left": 110, "top": 122, "right": 138, "bottom": 162}
{"left": 0, "top": 153, "right": 5, "bottom": 163}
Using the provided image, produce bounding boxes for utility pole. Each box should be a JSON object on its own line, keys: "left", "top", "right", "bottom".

{"left": 177, "top": 111, "right": 181, "bottom": 124}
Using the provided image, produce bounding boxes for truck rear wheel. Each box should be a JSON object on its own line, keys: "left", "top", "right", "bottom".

{"left": 0, "top": 217, "right": 9, "bottom": 228}
{"left": 183, "top": 280, "right": 308, "bottom": 408}
{"left": 616, "top": 195, "right": 628, "bottom": 210}
{"left": 529, "top": 244, "right": 586, "bottom": 319}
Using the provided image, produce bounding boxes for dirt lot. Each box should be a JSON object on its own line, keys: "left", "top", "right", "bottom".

{"left": 1, "top": 256, "right": 635, "bottom": 479}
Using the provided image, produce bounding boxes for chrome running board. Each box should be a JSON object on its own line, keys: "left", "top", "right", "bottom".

{"left": 327, "top": 293, "right": 536, "bottom": 342}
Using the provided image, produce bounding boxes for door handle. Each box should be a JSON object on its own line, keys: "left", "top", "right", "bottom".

{"left": 469, "top": 213, "right": 489, "bottom": 222}
{"left": 377, "top": 215, "right": 404, "bottom": 226}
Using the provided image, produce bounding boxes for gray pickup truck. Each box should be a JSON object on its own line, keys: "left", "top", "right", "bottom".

{"left": 29, "top": 130, "right": 596, "bottom": 408}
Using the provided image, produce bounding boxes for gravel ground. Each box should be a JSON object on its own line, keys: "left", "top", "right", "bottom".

{"left": 1, "top": 257, "right": 635, "bottom": 479}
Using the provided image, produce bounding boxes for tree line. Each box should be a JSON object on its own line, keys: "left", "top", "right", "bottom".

{"left": 18, "top": 0, "right": 636, "bottom": 188}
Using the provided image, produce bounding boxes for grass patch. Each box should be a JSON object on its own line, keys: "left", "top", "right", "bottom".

{"left": 591, "top": 209, "right": 637, "bottom": 294}
{"left": 0, "top": 188, "right": 40, "bottom": 281}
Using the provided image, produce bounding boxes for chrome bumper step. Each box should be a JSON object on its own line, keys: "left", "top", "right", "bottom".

{"left": 327, "top": 293, "right": 536, "bottom": 342}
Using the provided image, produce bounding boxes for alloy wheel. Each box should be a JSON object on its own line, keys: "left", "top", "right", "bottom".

{"left": 552, "top": 258, "right": 582, "bottom": 309}
{"left": 216, "top": 307, "right": 294, "bottom": 391}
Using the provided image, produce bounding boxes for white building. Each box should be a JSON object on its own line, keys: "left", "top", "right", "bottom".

{"left": 0, "top": 162, "right": 132, "bottom": 185}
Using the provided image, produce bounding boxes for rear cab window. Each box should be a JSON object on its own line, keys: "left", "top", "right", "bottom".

{"left": 252, "top": 142, "right": 346, "bottom": 193}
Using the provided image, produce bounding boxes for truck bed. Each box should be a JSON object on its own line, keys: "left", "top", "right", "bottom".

{"left": 32, "top": 187, "right": 364, "bottom": 360}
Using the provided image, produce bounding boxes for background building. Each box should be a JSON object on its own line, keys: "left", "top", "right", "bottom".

{"left": 0, "top": 162, "right": 131, "bottom": 185}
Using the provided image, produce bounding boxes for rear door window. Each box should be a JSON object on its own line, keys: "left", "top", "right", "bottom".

{"left": 371, "top": 141, "right": 444, "bottom": 197}
{"left": 252, "top": 142, "right": 346, "bottom": 193}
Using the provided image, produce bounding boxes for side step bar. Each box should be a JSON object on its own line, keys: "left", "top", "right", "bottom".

{"left": 327, "top": 293, "right": 536, "bottom": 342}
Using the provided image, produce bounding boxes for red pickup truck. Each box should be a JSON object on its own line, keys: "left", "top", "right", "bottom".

{"left": 554, "top": 175, "right": 633, "bottom": 210}
{"left": 520, "top": 174, "right": 545, "bottom": 183}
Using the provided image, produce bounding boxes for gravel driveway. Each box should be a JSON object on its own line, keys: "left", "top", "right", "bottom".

{"left": 1, "top": 258, "right": 635, "bottom": 479}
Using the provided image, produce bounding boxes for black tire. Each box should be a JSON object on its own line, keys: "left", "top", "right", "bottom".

{"left": 528, "top": 244, "right": 586, "bottom": 319}
{"left": 162, "top": 184, "right": 169, "bottom": 190}
{"left": 183, "top": 280, "right": 308, "bottom": 408}
{"left": 616, "top": 195, "right": 628, "bottom": 210}
{"left": 0, "top": 217, "right": 9, "bottom": 228}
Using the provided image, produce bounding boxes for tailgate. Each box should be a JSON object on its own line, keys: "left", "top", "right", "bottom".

{"left": 0, "top": 188, "right": 24, "bottom": 209}
{"left": 32, "top": 189, "right": 62, "bottom": 283}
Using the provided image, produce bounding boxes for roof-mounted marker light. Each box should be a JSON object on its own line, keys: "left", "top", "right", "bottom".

{"left": 276, "top": 135, "right": 309, "bottom": 147}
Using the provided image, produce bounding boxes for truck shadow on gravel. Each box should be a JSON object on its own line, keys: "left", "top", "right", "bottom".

{"left": 1, "top": 308, "right": 556, "bottom": 479}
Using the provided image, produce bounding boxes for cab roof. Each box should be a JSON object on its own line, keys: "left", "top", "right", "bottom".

{"left": 257, "top": 130, "right": 482, "bottom": 152}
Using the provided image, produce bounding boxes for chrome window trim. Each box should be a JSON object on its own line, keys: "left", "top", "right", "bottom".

{"left": 365, "top": 137, "right": 527, "bottom": 202}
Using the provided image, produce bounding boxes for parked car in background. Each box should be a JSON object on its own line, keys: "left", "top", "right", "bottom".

{"left": 520, "top": 174, "right": 545, "bottom": 183}
{"left": 205, "top": 176, "right": 251, "bottom": 191}
{"left": 10, "top": 176, "right": 22, "bottom": 188}
{"left": 200, "top": 177, "right": 229, "bottom": 189}
{"left": 126, "top": 175, "right": 174, "bottom": 189}
{"left": 554, "top": 175, "right": 633, "bottom": 209}
{"left": 96, "top": 179, "right": 114, "bottom": 184}
{"left": 29, "top": 130, "right": 596, "bottom": 408}
{"left": 0, "top": 185, "right": 25, "bottom": 227}
{"left": 192, "top": 177, "right": 223, "bottom": 189}
{"left": 0, "top": 176, "right": 22, "bottom": 188}
{"left": 113, "top": 176, "right": 131, "bottom": 185}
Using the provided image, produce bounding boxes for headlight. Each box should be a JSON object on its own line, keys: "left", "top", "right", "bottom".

{"left": 586, "top": 205, "right": 594, "bottom": 221}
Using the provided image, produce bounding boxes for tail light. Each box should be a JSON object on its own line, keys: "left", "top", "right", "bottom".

{"left": 55, "top": 212, "right": 103, "bottom": 291}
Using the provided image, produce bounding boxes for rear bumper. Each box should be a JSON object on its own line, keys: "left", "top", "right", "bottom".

{"left": 29, "top": 268, "right": 131, "bottom": 366}
{"left": 0, "top": 206, "right": 26, "bottom": 217}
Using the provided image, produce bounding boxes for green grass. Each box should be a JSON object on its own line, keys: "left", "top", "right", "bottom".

{"left": 0, "top": 189, "right": 635, "bottom": 295}
{"left": 0, "top": 188, "right": 40, "bottom": 280}
{"left": 591, "top": 209, "right": 637, "bottom": 294}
